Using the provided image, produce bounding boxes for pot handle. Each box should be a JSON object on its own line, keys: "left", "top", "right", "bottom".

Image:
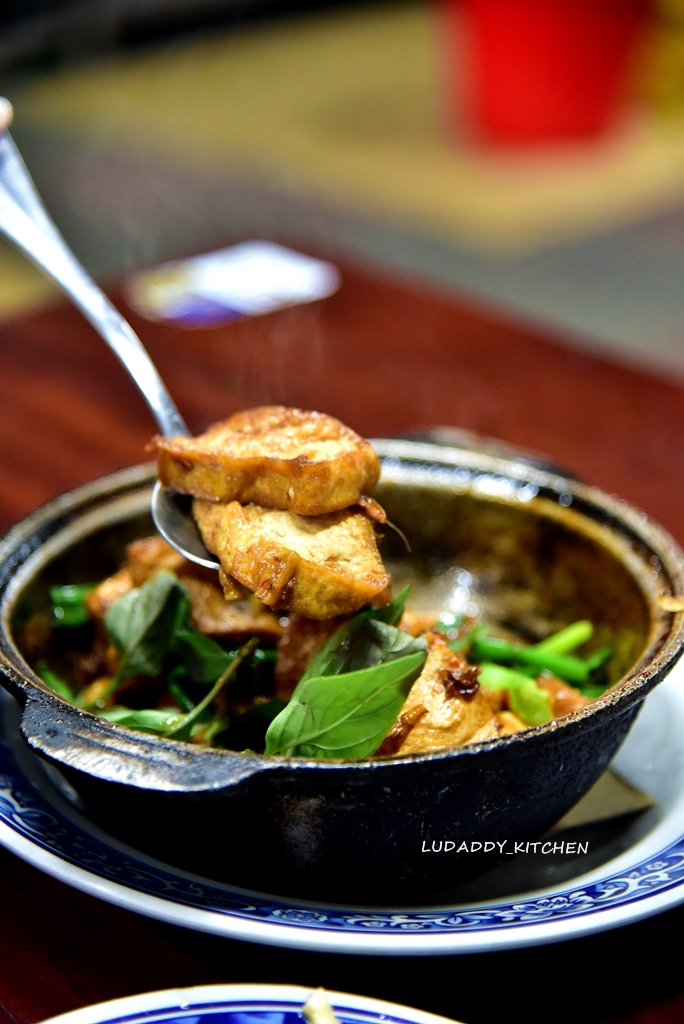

{"left": 18, "top": 689, "right": 273, "bottom": 794}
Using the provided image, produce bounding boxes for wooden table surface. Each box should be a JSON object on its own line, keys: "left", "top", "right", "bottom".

{"left": 1, "top": 257, "right": 684, "bottom": 1024}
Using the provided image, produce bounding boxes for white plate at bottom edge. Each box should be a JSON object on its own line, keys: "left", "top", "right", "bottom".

{"left": 2, "top": 661, "right": 684, "bottom": 958}
{"left": 41, "top": 984, "right": 461, "bottom": 1024}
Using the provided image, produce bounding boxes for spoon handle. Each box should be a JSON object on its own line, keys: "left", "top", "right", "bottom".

{"left": 0, "top": 131, "right": 189, "bottom": 439}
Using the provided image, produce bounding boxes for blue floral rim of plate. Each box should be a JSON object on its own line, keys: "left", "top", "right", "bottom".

{"left": 2, "top": 705, "right": 684, "bottom": 953}
{"left": 78, "top": 998, "right": 422, "bottom": 1024}
{"left": 42, "top": 984, "right": 461, "bottom": 1024}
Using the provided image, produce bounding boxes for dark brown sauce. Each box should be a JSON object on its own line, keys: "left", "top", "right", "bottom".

{"left": 444, "top": 658, "right": 480, "bottom": 702}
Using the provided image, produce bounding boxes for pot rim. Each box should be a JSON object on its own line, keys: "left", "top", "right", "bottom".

{"left": 0, "top": 437, "right": 683, "bottom": 785}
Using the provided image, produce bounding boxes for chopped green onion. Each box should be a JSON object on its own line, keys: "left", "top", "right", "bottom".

{"left": 471, "top": 636, "right": 590, "bottom": 684}
{"left": 509, "top": 679, "right": 553, "bottom": 726}
{"left": 516, "top": 648, "right": 590, "bottom": 684}
{"left": 477, "top": 662, "right": 552, "bottom": 726}
{"left": 477, "top": 662, "right": 533, "bottom": 691}
{"left": 50, "top": 583, "right": 96, "bottom": 628}
{"left": 578, "top": 682, "right": 609, "bottom": 699}
{"left": 535, "top": 620, "right": 593, "bottom": 655}
{"left": 583, "top": 645, "right": 612, "bottom": 672}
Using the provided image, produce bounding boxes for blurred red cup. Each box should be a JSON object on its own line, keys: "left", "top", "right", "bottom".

{"left": 436, "top": 0, "right": 651, "bottom": 143}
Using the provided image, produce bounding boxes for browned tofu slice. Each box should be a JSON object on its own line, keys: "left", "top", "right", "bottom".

{"left": 194, "top": 498, "right": 389, "bottom": 620}
{"left": 125, "top": 535, "right": 245, "bottom": 600}
{"left": 150, "top": 406, "right": 381, "bottom": 515}
{"left": 497, "top": 710, "right": 527, "bottom": 735}
{"left": 125, "top": 536, "right": 189, "bottom": 586}
{"left": 400, "top": 610, "right": 439, "bottom": 637}
{"left": 274, "top": 613, "right": 349, "bottom": 699}
{"left": 86, "top": 536, "right": 282, "bottom": 641}
{"left": 181, "top": 577, "right": 283, "bottom": 641}
{"left": 538, "top": 676, "right": 589, "bottom": 718}
{"left": 86, "top": 536, "right": 217, "bottom": 621}
{"left": 390, "top": 636, "right": 499, "bottom": 755}
{"left": 86, "top": 568, "right": 135, "bottom": 621}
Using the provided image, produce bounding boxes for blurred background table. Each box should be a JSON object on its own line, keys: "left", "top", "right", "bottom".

{"left": 4, "top": 0, "right": 684, "bottom": 376}
{"left": 0, "top": 254, "right": 683, "bottom": 1024}
{"left": 3, "top": 0, "right": 684, "bottom": 1020}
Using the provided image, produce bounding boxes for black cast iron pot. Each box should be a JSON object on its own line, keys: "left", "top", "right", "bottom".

{"left": 0, "top": 437, "right": 683, "bottom": 904}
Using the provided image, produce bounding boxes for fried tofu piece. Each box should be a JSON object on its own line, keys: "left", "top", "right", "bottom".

{"left": 181, "top": 577, "right": 283, "bottom": 641}
{"left": 86, "top": 568, "right": 135, "bottom": 621}
{"left": 538, "top": 676, "right": 589, "bottom": 718}
{"left": 150, "top": 405, "right": 380, "bottom": 515}
{"left": 87, "top": 536, "right": 281, "bottom": 641}
{"left": 400, "top": 610, "right": 439, "bottom": 637}
{"left": 125, "top": 536, "right": 189, "bottom": 586}
{"left": 274, "top": 612, "right": 348, "bottom": 699}
{"left": 194, "top": 498, "right": 389, "bottom": 620}
{"left": 126, "top": 535, "right": 250, "bottom": 593}
{"left": 86, "top": 537, "right": 209, "bottom": 622}
{"left": 480, "top": 686, "right": 504, "bottom": 713}
{"left": 497, "top": 710, "right": 527, "bottom": 735}
{"left": 375, "top": 703, "right": 429, "bottom": 756}
{"left": 389, "top": 636, "right": 499, "bottom": 755}
{"left": 130, "top": 536, "right": 246, "bottom": 602}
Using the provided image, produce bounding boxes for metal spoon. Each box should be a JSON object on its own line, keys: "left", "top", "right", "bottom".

{"left": 0, "top": 111, "right": 219, "bottom": 569}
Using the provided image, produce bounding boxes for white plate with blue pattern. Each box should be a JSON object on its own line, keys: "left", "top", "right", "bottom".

{"left": 42, "top": 985, "right": 459, "bottom": 1024}
{"left": 3, "top": 659, "right": 684, "bottom": 958}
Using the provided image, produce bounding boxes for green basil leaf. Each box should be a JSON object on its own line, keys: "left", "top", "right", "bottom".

{"left": 367, "top": 586, "right": 410, "bottom": 626}
{"left": 35, "top": 660, "right": 76, "bottom": 702}
{"left": 167, "top": 667, "right": 197, "bottom": 712}
{"left": 50, "top": 583, "right": 96, "bottom": 628}
{"left": 302, "top": 589, "right": 421, "bottom": 683}
{"left": 99, "top": 706, "right": 185, "bottom": 734}
{"left": 264, "top": 650, "right": 426, "bottom": 760}
{"left": 105, "top": 570, "right": 189, "bottom": 681}
{"left": 167, "top": 666, "right": 215, "bottom": 723}
{"left": 311, "top": 618, "right": 426, "bottom": 679}
{"left": 173, "top": 629, "right": 235, "bottom": 683}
